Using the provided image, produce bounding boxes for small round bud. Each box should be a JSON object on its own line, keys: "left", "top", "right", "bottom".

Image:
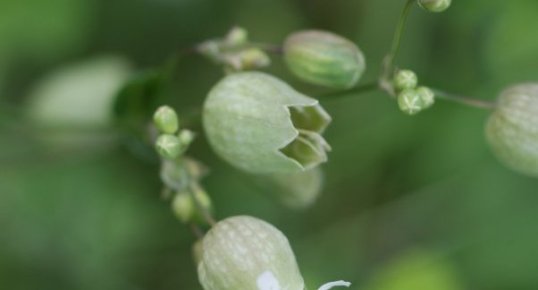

{"left": 284, "top": 30, "right": 366, "bottom": 89}
{"left": 197, "top": 216, "right": 305, "bottom": 290}
{"left": 486, "top": 83, "right": 538, "bottom": 176}
{"left": 416, "top": 86, "right": 435, "bottom": 108}
{"left": 418, "top": 0, "right": 452, "bottom": 13}
{"left": 178, "top": 129, "right": 195, "bottom": 147}
{"left": 225, "top": 26, "right": 248, "bottom": 47}
{"left": 393, "top": 70, "right": 418, "bottom": 91}
{"left": 236, "top": 48, "right": 271, "bottom": 70}
{"left": 153, "top": 105, "right": 179, "bottom": 134}
{"left": 398, "top": 89, "right": 424, "bottom": 115}
{"left": 155, "top": 134, "right": 183, "bottom": 159}
{"left": 203, "top": 72, "right": 331, "bottom": 174}
{"left": 171, "top": 192, "right": 194, "bottom": 223}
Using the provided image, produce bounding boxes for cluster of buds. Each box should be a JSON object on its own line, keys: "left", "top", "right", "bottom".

{"left": 197, "top": 26, "right": 271, "bottom": 72}
{"left": 393, "top": 69, "right": 435, "bottom": 115}
{"left": 153, "top": 105, "right": 195, "bottom": 159}
{"left": 153, "top": 106, "right": 213, "bottom": 224}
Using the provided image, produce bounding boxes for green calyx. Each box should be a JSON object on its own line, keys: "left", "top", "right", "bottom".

{"left": 197, "top": 216, "right": 305, "bottom": 290}
{"left": 486, "top": 83, "right": 538, "bottom": 177}
{"left": 418, "top": 0, "right": 452, "bottom": 13}
{"left": 284, "top": 30, "right": 366, "bottom": 89}
{"left": 203, "top": 71, "right": 331, "bottom": 174}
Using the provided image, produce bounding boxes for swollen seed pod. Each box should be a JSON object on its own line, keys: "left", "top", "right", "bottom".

{"left": 284, "top": 30, "right": 366, "bottom": 89}
{"left": 197, "top": 216, "right": 351, "bottom": 290}
{"left": 418, "top": 0, "right": 452, "bottom": 13}
{"left": 486, "top": 83, "right": 538, "bottom": 177}
{"left": 394, "top": 70, "right": 418, "bottom": 92}
{"left": 197, "top": 216, "right": 305, "bottom": 290}
{"left": 153, "top": 105, "right": 179, "bottom": 134}
{"left": 203, "top": 72, "right": 331, "bottom": 174}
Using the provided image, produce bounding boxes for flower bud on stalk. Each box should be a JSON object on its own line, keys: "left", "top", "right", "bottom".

{"left": 486, "top": 83, "right": 538, "bottom": 177}
{"left": 203, "top": 72, "right": 331, "bottom": 174}
{"left": 197, "top": 216, "right": 351, "bottom": 290}
{"left": 284, "top": 30, "right": 366, "bottom": 89}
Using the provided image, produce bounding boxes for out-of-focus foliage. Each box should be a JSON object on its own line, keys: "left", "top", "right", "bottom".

{"left": 2, "top": 0, "right": 538, "bottom": 290}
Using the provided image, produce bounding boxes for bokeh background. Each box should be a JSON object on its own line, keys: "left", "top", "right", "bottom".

{"left": 1, "top": 0, "right": 538, "bottom": 289}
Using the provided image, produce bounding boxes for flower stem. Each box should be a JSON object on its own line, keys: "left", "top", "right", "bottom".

{"left": 432, "top": 89, "right": 497, "bottom": 110}
{"left": 385, "top": 0, "right": 416, "bottom": 71}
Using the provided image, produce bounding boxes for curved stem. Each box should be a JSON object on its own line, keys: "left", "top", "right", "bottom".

{"left": 385, "top": 0, "right": 416, "bottom": 70}
{"left": 433, "top": 89, "right": 497, "bottom": 110}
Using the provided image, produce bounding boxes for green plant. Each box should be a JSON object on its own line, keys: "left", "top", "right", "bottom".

{"left": 102, "top": 0, "right": 538, "bottom": 289}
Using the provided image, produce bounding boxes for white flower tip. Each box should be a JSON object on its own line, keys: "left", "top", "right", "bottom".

{"left": 318, "top": 280, "right": 351, "bottom": 290}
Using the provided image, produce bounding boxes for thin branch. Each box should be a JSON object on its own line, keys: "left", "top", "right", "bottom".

{"left": 432, "top": 89, "right": 497, "bottom": 110}
{"left": 383, "top": 0, "right": 416, "bottom": 74}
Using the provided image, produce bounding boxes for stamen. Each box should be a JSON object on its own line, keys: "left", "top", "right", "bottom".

{"left": 317, "top": 280, "right": 351, "bottom": 290}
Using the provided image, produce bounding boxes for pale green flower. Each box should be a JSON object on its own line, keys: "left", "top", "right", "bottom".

{"left": 486, "top": 83, "right": 538, "bottom": 176}
{"left": 197, "top": 216, "right": 350, "bottom": 290}
{"left": 203, "top": 72, "right": 331, "bottom": 174}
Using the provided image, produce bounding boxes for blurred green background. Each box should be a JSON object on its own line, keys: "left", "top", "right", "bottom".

{"left": 1, "top": 0, "right": 538, "bottom": 289}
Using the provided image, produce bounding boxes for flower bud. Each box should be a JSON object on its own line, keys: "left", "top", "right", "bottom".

{"left": 155, "top": 134, "right": 183, "bottom": 159}
{"left": 398, "top": 89, "right": 423, "bottom": 115}
{"left": 197, "top": 216, "right": 305, "bottom": 290}
{"left": 416, "top": 86, "right": 435, "bottom": 109}
{"left": 486, "top": 83, "right": 538, "bottom": 176}
{"left": 284, "top": 30, "right": 366, "bottom": 89}
{"left": 178, "top": 129, "right": 195, "bottom": 147}
{"left": 224, "top": 26, "right": 248, "bottom": 47}
{"left": 418, "top": 0, "right": 452, "bottom": 13}
{"left": 192, "top": 239, "right": 204, "bottom": 266}
{"left": 394, "top": 70, "right": 418, "bottom": 91}
{"left": 153, "top": 105, "right": 179, "bottom": 134}
{"left": 171, "top": 192, "right": 194, "bottom": 223}
{"left": 203, "top": 72, "right": 331, "bottom": 174}
{"left": 160, "top": 158, "right": 207, "bottom": 191}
